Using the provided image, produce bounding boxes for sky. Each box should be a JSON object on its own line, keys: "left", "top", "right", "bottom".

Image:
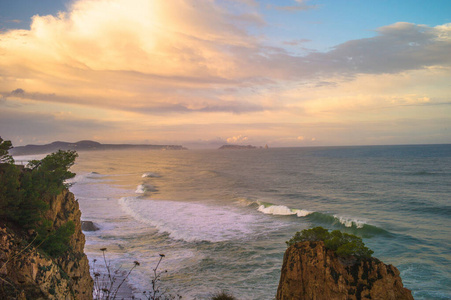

{"left": 0, "top": 0, "right": 450, "bottom": 148}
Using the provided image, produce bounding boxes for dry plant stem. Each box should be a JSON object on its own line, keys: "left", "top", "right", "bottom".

{"left": 152, "top": 256, "right": 163, "bottom": 298}
{"left": 0, "top": 234, "right": 39, "bottom": 292}
{"left": 102, "top": 249, "right": 114, "bottom": 299}
{"left": 111, "top": 263, "right": 138, "bottom": 299}
{"left": 92, "top": 250, "right": 176, "bottom": 300}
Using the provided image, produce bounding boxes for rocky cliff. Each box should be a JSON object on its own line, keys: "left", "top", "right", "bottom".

{"left": 277, "top": 241, "right": 413, "bottom": 300}
{"left": 0, "top": 189, "right": 93, "bottom": 299}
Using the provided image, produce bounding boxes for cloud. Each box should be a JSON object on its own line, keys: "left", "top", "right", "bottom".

{"left": 1, "top": 0, "right": 450, "bottom": 117}
{"left": 226, "top": 135, "right": 249, "bottom": 144}
{"left": 0, "top": 0, "right": 450, "bottom": 146}
{"left": 2, "top": 88, "right": 57, "bottom": 101}
{"left": 303, "top": 22, "right": 451, "bottom": 76}
{"left": 10, "top": 88, "right": 25, "bottom": 95}
{"left": 0, "top": 0, "right": 277, "bottom": 115}
{"left": 0, "top": 108, "right": 115, "bottom": 144}
{"left": 292, "top": 67, "right": 451, "bottom": 116}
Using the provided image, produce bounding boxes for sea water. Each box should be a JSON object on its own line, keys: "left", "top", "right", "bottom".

{"left": 64, "top": 145, "right": 450, "bottom": 299}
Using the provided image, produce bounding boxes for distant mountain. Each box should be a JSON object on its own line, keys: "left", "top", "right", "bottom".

{"left": 218, "top": 144, "right": 258, "bottom": 150}
{"left": 10, "top": 140, "right": 187, "bottom": 155}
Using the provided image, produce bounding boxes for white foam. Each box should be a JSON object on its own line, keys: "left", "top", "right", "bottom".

{"left": 135, "top": 184, "right": 145, "bottom": 194}
{"left": 135, "top": 184, "right": 157, "bottom": 194}
{"left": 258, "top": 205, "right": 294, "bottom": 215}
{"left": 119, "top": 197, "right": 257, "bottom": 243}
{"left": 294, "top": 209, "right": 312, "bottom": 217}
{"left": 334, "top": 215, "right": 366, "bottom": 228}
{"left": 257, "top": 204, "right": 312, "bottom": 217}
{"left": 142, "top": 172, "right": 161, "bottom": 178}
{"left": 67, "top": 172, "right": 108, "bottom": 185}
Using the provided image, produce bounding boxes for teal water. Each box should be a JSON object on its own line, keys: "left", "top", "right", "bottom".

{"left": 67, "top": 144, "right": 450, "bottom": 299}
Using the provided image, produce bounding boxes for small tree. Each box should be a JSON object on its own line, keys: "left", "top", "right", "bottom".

{"left": 0, "top": 163, "right": 21, "bottom": 218}
{"left": 0, "top": 137, "right": 14, "bottom": 164}
{"left": 27, "top": 150, "right": 78, "bottom": 196}
{"left": 0, "top": 137, "right": 20, "bottom": 220}
{"left": 287, "top": 227, "right": 374, "bottom": 259}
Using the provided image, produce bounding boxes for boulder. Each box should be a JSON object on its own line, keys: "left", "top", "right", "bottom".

{"left": 81, "top": 221, "right": 99, "bottom": 232}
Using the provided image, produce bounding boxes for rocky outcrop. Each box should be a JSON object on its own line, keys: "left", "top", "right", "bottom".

{"left": 277, "top": 241, "right": 413, "bottom": 300}
{"left": 81, "top": 221, "right": 99, "bottom": 232}
{"left": 0, "top": 189, "right": 93, "bottom": 299}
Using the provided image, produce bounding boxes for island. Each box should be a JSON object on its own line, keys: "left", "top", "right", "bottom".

{"left": 10, "top": 140, "right": 187, "bottom": 155}
{"left": 218, "top": 144, "right": 258, "bottom": 150}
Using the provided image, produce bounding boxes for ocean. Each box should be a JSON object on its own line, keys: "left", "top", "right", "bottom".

{"left": 63, "top": 145, "right": 450, "bottom": 299}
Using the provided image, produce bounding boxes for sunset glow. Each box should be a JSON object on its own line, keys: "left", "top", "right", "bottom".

{"left": 1, "top": 0, "right": 450, "bottom": 147}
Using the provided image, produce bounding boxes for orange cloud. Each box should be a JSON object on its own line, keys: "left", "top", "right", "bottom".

{"left": 226, "top": 135, "right": 249, "bottom": 144}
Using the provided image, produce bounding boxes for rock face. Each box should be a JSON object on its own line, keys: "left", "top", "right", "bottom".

{"left": 0, "top": 189, "right": 93, "bottom": 299}
{"left": 277, "top": 241, "right": 414, "bottom": 300}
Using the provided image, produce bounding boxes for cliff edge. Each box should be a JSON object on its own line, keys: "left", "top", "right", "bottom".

{"left": 0, "top": 189, "right": 93, "bottom": 299}
{"left": 277, "top": 241, "right": 413, "bottom": 300}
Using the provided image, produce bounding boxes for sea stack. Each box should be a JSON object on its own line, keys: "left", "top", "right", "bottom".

{"left": 276, "top": 241, "right": 414, "bottom": 300}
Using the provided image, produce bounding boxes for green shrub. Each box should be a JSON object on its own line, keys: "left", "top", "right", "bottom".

{"left": 0, "top": 139, "right": 78, "bottom": 258}
{"left": 39, "top": 221, "right": 76, "bottom": 257}
{"left": 27, "top": 149, "right": 78, "bottom": 196}
{"left": 0, "top": 163, "right": 21, "bottom": 216}
{"left": 286, "top": 226, "right": 374, "bottom": 259}
{"left": 211, "top": 291, "right": 236, "bottom": 300}
{"left": 0, "top": 137, "right": 14, "bottom": 164}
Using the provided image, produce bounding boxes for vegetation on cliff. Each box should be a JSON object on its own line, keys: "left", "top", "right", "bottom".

{"left": 0, "top": 138, "right": 14, "bottom": 164}
{"left": 0, "top": 137, "right": 78, "bottom": 257}
{"left": 1, "top": 137, "right": 93, "bottom": 299}
{"left": 286, "top": 226, "right": 374, "bottom": 258}
{"left": 277, "top": 240, "right": 414, "bottom": 300}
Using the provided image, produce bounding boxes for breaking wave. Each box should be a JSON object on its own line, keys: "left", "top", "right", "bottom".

{"left": 142, "top": 172, "right": 161, "bottom": 178}
{"left": 256, "top": 201, "right": 312, "bottom": 217}
{"left": 135, "top": 184, "right": 158, "bottom": 194}
{"left": 118, "top": 197, "right": 257, "bottom": 243}
{"left": 254, "top": 201, "right": 388, "bottom": 235}
{"left": 305, "top": 212, "right": 389, "bottom": 235}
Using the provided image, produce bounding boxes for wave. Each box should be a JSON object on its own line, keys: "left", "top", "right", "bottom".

{"left": 67, "top": 172, "right": 108, "bottom": 184}
{"left": 306, "top": 212, "right": 389, "bottom": 235}
{"left": 257, "top": 201, "right": 312, "bottom": 217}
{"left": 118, "top": 197, "right": 258, "bottom": 243}
{"left": 142, "top": 172, "right": 161, "bottom": 178}
{"left": 135, "top": 184, "right": 158, "bottom": 194}
{"left": 254, "top": 201, "right": 388, "bottom": 236}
